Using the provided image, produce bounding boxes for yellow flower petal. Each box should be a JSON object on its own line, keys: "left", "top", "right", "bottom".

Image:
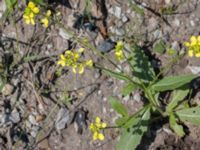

{"left": 41, "top": 18, "right": 49, "bottom": 27}
{"left": 60, "top": 54, "right": 66, "bottom": 60}
{"left": 78, "top": 48, "right": 84, "bottom": 53}
{"left": 98, "top": 133, "right": 105, "bottom": 140}
{"left": 25, "top": 19, "right": 30, "bottom": 24}
{"left": 184, "top": 42, "right": 190, "bottom": 47}
{"left": 65, "top": 50, "right": 71, "bottom": 55}
{"left": 95, "top": 117, "right": 101, "bottom": 124}
{"left": 30, "top": 18, "right": 35, "bottom": 25}
{"left": 93, "top": 132, "right": 98, "bottom": 141}
{"left": 46, "top": 10, "right": 51, "bottom": 17}
{"left": 78, "top": 64, "right": 84, "bottom": 74}
{"left": 89, "top": 123, "right": 95, "bottom": 130}
{"left": 188, "top": 50, "right": 194, "bottom": 57}
{"left": 23, "top": 14, "right": 29, "bottom": 19}
{"left": 101, "top": 122, "right": 107, "bottom": 128}
{"left": 195, "top": 52, "right": 200, "bottom": 57}
{"left": 190, "top": 36, "right": 197, "bottom": 45}
{"left": 57, "top": 60, "right": 65, "bottom": 67}
{"left": 85, "top": 60, "right": 93, "bottom": 67}
{"left": 32, "top": 7, "right": 39, "bottom": 14}
{"left": 198, "top": 36, "right": 200, "bottom": 43}
{"left": 29, "top": 12, "right": 34, "bottom": 18}
{"left": 28, "top": 2, "right": 35, "bottom": 9}
{"left": 72, "top": 66, "right": 77, "bottom": 74}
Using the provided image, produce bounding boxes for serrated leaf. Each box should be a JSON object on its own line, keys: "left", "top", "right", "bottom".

{"left": 167, "top": 88, "right": 189, "bottom": 112}
{"left": 153, "top": 40, "right": 166, "bottom": 54}
{"left": 176, "top": 107, "right": 200, "bottom": 125}
{"left": 169, "top": 113, "right": 185, "bottom": 137}
{"left": 117, "top": 107, "right": 150, "bottom": 150}
{"left": 122, "top": 83, "right": 138, "bottom": 96}
{"left": 108, "top": 97, "right": 128, "bottom": 117}
{"left": 152, "top": 75, "right": 196, "bottom": 92}
{"left": 128, "top": 45, "right": 155, "bottom": 83}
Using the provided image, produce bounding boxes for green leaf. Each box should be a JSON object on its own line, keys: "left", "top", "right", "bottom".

{"left": 32, "top": 0, "right": 45, "bottom": 5}
{"left": 169, "top": 113, "right": 185, "bottom": 137}
{"left": 176, "top": 107, "right": 200, "bottom": 125}
{"left": 0, "top": 76, "right": 5, "bottom": 92}
{"left": 129, "top": 1, "right": 144, "bottom": 15}
{"left": 167, "top": 88, "right": 189, "bottom": 112}
{"left": 152, "top": 75, "right": 196, "bottom": 92}
{"left": 122, "top": 83, "right": 138, "bottom": 96}
{"left": 167, "top": 48, "right": 177, "bottom": 56}
{"left": 5, "top": 0, "right": 17, "bottom": 10}
{"left": 115, "top": 116, "right": 129, "bottom": 126}
{"left": 117, "top": 107, "right": 151, "bottom": 150}
{"left": 108, "top": 96, "right": 128, "bottom": 117}
{"left": 153, "top": 40, "right": 166, "bottom": 54}
{"left": 128, "top": 45, "right": 155, "bottom": 83}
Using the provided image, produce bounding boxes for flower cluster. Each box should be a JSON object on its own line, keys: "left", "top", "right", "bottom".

{"left": 57, "top": 48, "right": 93, "bottom": 74}
{"left": 89, "top": 117, "right": 107, "bottom": 141}
{"left": 23, "top": 1, "right": 40, "bottom": 25}
{"left": 41, "top": 10, "right": 51, "bottom": 28}
{"left": 115, "top": 41, "right": 124, "bottom": 61}
{"left": 184, "top": 35, "right": 200, "bottom": 57}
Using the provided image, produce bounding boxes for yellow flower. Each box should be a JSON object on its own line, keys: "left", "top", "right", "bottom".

{"left": 41, "top": 10, "right": 51, "bottom": 28}
{"left": 78, "top": 48, "right": 84, "bottom": 53}
{"left": 57, "top": 49, "right": 93, "bottom": 74}
{"left": 85, "top": 60, "right": 93, "bottom": 67}
{"left": 89, "top": 117, "right": 107, "bottom": 141}
{"left": 184, "top": 35, "right": 200, "bottom": 57}
{"left": 57, "top": 54, "right": 67, "bottom": 67}
{"left": 41, "top": 18, "right": 49, "bottom": 28}
{"left": 23, "top": 1, "right": 40, "bottom": 25}
{"left": 115, "top": 41, "right": 124, "bottom": 61}
{"left": 188, "top": 50, "right": 194, "bottom": 57}
{"left": 46, "top": 10, "right": 51, "bottom": 17}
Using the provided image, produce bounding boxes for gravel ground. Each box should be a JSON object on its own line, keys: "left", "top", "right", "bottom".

{"left": 0, "top": 0, "right": 200, "bottom": 150}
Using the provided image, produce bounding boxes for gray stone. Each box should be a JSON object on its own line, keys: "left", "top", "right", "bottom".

{"left": 28, "top": 115, "right": 38, "bottom": 126}
{"left": 153, "top": 30, "right": 162, "bottom": 39}
{"left": 109, "top": 6, "right": 122, "bottom": 19}
{"left": 97, "top": 40, "right": 115, "bottom": 53}
{"left": 115, "top": 28, "right": 125, "bottom": 36}
{"left": 122, "top": 15, "right": 128, "bottom": 23}
{"left": 114, "top": 6, "right": 122, "bottom": 18}
{"left": 133, "top": 91, "right": 141, "bottom": 102}
{"left": 171, "top": 41, "right": 180, "bottom": 51}
{"left": 187, "top": 66, "right": 200, "bottom": 75}
{"left": 10, "top": 109, "right": 20, "bottom": 123}
{"left": 173, "top": 19, "right": 180, "bottom": 26}
{"left": 55, "top": 107, "right": 69, "bottom": 131}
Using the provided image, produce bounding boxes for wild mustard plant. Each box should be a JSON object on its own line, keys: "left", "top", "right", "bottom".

{"left": 41, "top": 10, "right": 51, "bottom": 28}
{"left": 23, "top": 1, "right": 40, "bottom": 25}
{"left": 184, "top": 35, "right": 200, "bottom": 57}
{"left": 57, "top": 48, "right": 93, "bottom": 74}
{"left": 115, "top": 41, "right": 124, "bottom": 61}
{"left": 89, "top": 117, "right": 107, "bottom": 141}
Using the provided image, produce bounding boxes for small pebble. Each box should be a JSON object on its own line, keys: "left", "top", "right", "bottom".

{"left": 28, "top": 115, "right": 38, "bottom": 126}
{"left": 2, "top": 84, "right": 14, "bottom": 96}
{"left": 97, "top": 40, "right": 115, "bottom": 53}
